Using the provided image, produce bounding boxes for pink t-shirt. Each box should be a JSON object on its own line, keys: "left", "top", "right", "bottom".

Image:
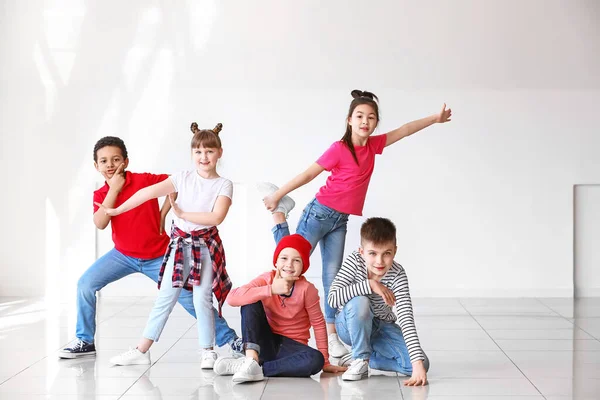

{"left": 315, "top": 134, "right": 386, "bottom": 216}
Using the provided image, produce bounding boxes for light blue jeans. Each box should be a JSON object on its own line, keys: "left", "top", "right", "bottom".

{"left": 75, "top": 247, "right": 237, "bottom": 346}
{"left": 143, "top": 242, "right": 215, "bottom": 348}
{"left": 335, "top": 296, "right": 430, "bottom": 375}
{"left": 272, "top": 198, "right": 349, "bottom": 323}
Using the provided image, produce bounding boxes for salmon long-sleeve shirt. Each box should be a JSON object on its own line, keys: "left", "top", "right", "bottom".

{"left": 227, "top": 271, "right": 330, "bottom": 365}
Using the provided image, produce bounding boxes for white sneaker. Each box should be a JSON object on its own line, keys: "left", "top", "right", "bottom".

{"left": 213, "top": 356, "right": 247, "bottom": 376}
{"left": 342, "top": 359, "right": 369, "bottom": 381}
{"left": 232, "top": 357, "right": 264, "bottom": 383}
{"left": 257, "top": 182, "right": 296, "bottom": 217}
{"left": 201, "top": 350, "right": 219, "bottom": 369}
{"left": 328, "top": 333, "right": 350, "bottom": 358}
{"left": 110, "top": 348, "right": 151, "bottom": 366}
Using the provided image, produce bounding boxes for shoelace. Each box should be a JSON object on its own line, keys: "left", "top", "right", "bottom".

{"left": 349, "top": 359, "right": 366, "bottom": 372}
{"left": 119, "top": 348, "right": 140, "bottom": 360}
{"left": 226, "top": 359, "right": 244, "bottom": 374}
{"left": 71, "top": 340, "right": 85, "bottom": 351}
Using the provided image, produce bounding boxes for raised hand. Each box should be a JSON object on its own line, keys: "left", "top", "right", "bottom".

{"left": 436, "top": 103, "right": 452, "bottom": 123}
{"left": 106, "top": 163, "right": 126, "bottom": 192}
{"left": 369, "top": 279, "right": 396, "bottom": 307}
{"left": 263, "top": 193, "right": 280, "bottom": 212}
{"left": 271, "top": 269, "right": 299, "bottom": 295}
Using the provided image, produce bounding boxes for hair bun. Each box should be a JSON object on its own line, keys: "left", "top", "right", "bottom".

{"left": 190, "top": 122, "right": 199, "bottom": 134}
{"left": 351, "top": 90, "right": 364, "bottom": 99}
{"left": 351, "top": 89, "right": 378, "bottom": 102}
{"left": 213, "top": 123, "right": 223, "bottom": 134}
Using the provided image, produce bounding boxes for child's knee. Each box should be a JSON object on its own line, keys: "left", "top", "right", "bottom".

{"left": 345, "top": 296, "right": 372, "bottom": 321}
{"left": 306, "top": 348, "right": 325, "bottom": 375}
{"left": 240, "top": 301, "right": 263, "bottom": 317}
{"left": 77, "top": 275, "right": 96, "bottom": 293}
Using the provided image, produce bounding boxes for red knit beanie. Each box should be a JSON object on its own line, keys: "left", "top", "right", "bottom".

{"left": 273, "top": 234, "right": 312, "bottom": 275}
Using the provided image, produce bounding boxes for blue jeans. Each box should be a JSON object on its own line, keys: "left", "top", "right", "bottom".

{"left": 75, "top": 247, "right": 237, "bottom": 346}
{"left": 143, "top": 242, "right": 215, "bottom": 348}
{"left": 335, "top": 296, "right": 430, "bottom": 375}
{"left": 272, "top": 198, "right": 349, "bottom": 323}
{"left": 241, "top": 301, "right": 324, "bottom": 377}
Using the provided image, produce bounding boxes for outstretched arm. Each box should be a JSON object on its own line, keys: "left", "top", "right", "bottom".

{"left": 264, "top": 163, "right": 325, "bottom": 211}
{"left": 96, "top": 178, "right": 176, "bottom": 217}
{"left": 385, "top": 103, "right": 452, "bottom": 147}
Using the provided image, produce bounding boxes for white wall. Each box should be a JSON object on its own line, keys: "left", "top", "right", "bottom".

{"left": 1, "top": 0, "right": 599, "bottom": 298}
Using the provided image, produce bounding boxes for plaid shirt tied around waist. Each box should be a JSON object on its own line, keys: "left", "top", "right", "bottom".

{"left": 158, "top": 224, "right": 231, "bottom": 316}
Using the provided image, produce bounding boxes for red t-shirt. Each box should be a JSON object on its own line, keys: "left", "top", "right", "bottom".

{"left": 93, "top": 172, "right": 170, "bottom": 259}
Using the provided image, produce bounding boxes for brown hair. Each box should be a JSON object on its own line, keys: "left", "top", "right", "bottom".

{"left": 190, "top": 122, "right": 223, "bottom": 149}
{"left": 341, "top": 90, "right": 380, "bottom": 165}
{"left": 360, "top": 217, "right": 396, "bottom": 246}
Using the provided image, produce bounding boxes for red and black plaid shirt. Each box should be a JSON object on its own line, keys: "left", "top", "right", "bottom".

{"left": 158, "top": 224, "right": 231, "bottom": 316}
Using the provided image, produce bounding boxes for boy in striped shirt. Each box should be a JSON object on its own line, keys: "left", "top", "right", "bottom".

{"left": 328, "top": 217, "right": 429, "bottom": 385}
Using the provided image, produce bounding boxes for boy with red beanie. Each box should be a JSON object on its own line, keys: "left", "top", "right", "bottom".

{"left": 214, "top": 234, "right": 346, "bottom": 383}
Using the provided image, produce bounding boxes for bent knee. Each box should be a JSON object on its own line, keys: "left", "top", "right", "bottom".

{"left": 345, "top": 296, "right": 372, "bottom": 321}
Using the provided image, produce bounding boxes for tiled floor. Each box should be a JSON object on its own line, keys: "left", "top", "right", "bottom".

{"left": 1, "top": 296, "right": 599, "bottom": 399}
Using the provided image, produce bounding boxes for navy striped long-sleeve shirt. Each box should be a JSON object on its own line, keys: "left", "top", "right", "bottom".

{"left": 327, "top": 250, "right": 425, "bottom": 363}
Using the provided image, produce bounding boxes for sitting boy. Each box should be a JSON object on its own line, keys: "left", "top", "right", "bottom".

{"left": 328, "top": 217, "right": 429, "bottom": 385}
{"left": 213, "top": 234, "right": 346, "bottom": 382}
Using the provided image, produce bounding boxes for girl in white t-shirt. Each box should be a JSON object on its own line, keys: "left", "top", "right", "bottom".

{"left": 97, "top": 123, "right": 235, "bottom": 368}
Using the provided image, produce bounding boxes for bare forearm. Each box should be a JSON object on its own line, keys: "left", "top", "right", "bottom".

{"left": 117, "top": 181, "right": 174, "bottom": 214}
{"left": 93, "top": 188, "right": 119, "bottom": 229}
{"left": 275, "top": 164, "right": 323, "bottom": 199}
{"left": 160, "top": 197, "right": 172, "bottom": 219}
{"left": 180, "top": 211, "right": 225, "bottom": 226}
{"left": 386, "top": 114, "right": 438, "bottom": 146}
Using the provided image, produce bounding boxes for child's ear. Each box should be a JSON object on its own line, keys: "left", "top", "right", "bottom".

{"left": 358, "top": 246, "right": 364, "bottom": 256}
{"left": 94, "top": 161, "right": 99, "bottom": 171}
{"left": 123, "top": 158, "right": 130, "bottom": 170}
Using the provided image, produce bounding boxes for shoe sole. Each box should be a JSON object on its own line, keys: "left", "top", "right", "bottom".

{"left": 232, "top": 374, "right": 264, "bottom": 383}
{"left": 342, "top": 371, "right": 368, "bottom": 381}
{"left": 201, "top": 361, "right": 216, "bottom": 369}
{"left": 111, "top": 360, "right": 151, "bottom": 366}
{"left": 58, "top": 351, "right": 96, "bottom": 359}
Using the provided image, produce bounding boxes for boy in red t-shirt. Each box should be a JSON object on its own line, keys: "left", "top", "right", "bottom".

{"left": 59, "top": 136, "right": 242, "bottom": 358}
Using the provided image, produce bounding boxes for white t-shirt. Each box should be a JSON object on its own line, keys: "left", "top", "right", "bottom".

{"left": 169, "top": 170, "right": 233, "bottom": 232}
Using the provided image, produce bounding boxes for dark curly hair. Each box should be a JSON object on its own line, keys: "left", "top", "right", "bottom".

{"left": 93, "top": 136, "right": 128, "bottom": 162}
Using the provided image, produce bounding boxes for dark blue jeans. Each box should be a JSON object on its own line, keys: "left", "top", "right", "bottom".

{"left": 241, "top": 301, "right": 324, "bottom": 377}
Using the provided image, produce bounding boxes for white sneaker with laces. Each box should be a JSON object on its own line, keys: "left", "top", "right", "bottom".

{"left": 201, "top": 350, "right": 219, "bottom": 369}
{"left": 328, "top": 333, "right": 350, "bottom": 358}
{"left": 110, "top": 348, "right": 151, "bottom": 366}
{"left": 232, "top": 357, "right": 264, "bottom": 383}
{"left": 213, "top": 356, "right": 247, "bottom": 376}
{"left": 257, "top": 182, "right": 296, "bottom": 217}
{"left": 342, "top": 359, "right": 369, "bottom": 381}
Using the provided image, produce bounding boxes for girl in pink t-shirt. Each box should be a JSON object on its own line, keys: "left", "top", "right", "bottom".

{"left": 259, "top": 90, "right": 452, "bottom": 359}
